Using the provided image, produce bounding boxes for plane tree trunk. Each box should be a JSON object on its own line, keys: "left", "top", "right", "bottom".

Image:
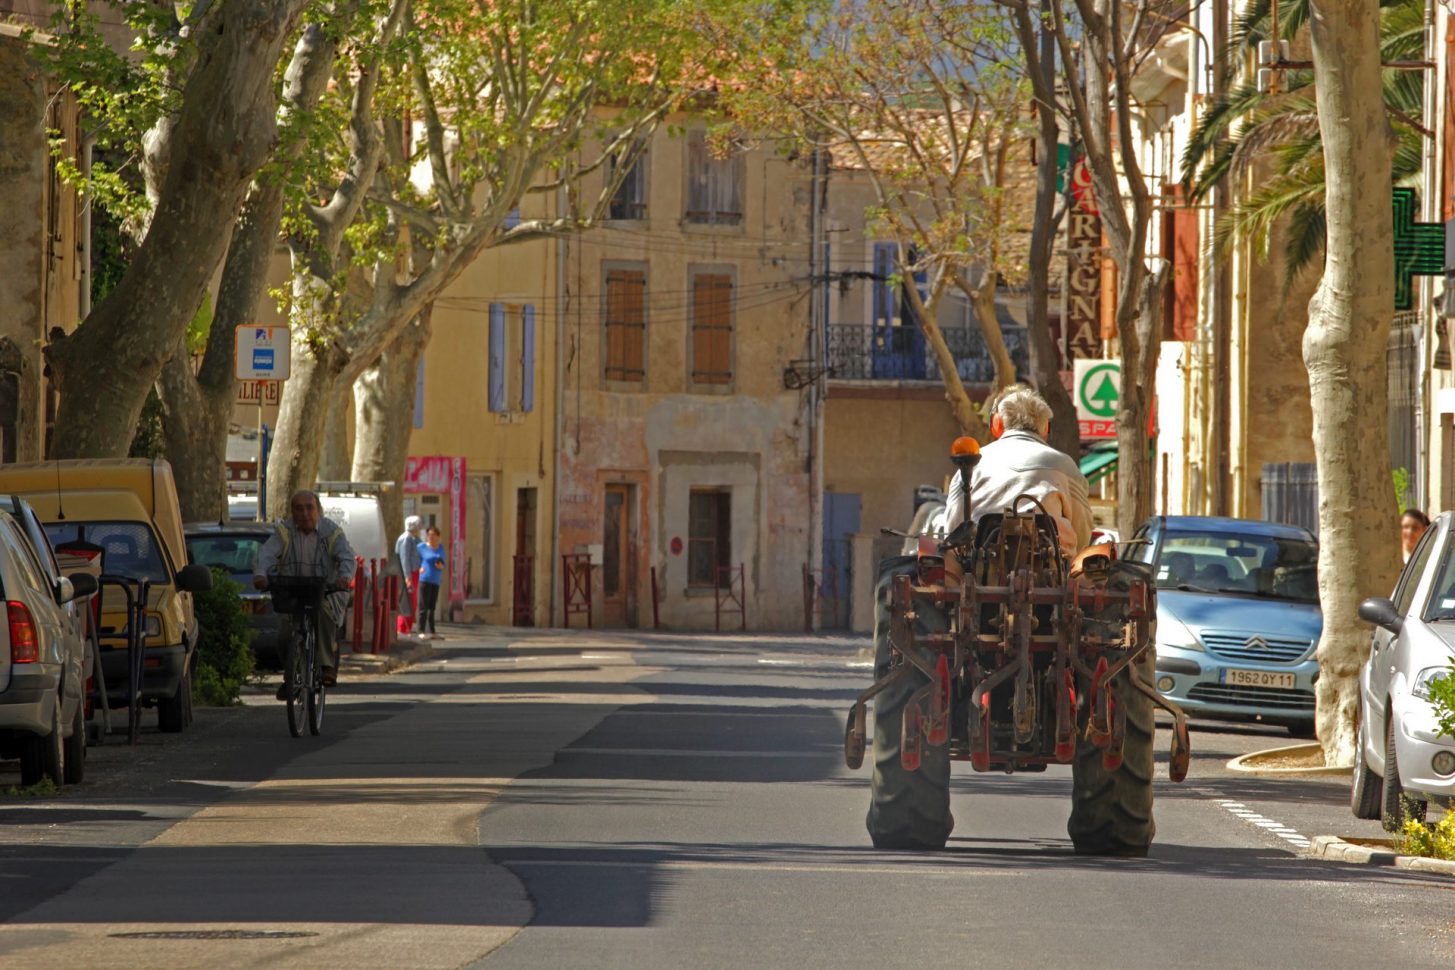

{"left": 352, "top": 310, "right": 432, "bottom": 539}
{"left": 44, "top": 1, "right": 307, "bottom": 458}
{"left": 1305, "top": 0, "right": 1400, "bottom": 764}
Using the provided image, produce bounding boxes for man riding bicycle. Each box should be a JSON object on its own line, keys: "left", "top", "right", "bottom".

{"left": 252, "top": 489, "right": 357, "bottom": 696}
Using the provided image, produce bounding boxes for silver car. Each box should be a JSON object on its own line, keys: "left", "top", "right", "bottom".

{"left": 1352, "top": 511, "right": 1455, "bottom": 830}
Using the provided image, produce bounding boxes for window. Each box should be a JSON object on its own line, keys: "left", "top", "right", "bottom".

{"left": 604, "top": 267, "right": 647, "bottom": 383}
{"left": 186, "top": 533, "right": 267, "bottom": 581}
{"left": 685, "top": 130, "right": 743, "bottom": 226}
{"left": 1154, "top": 530, "right": 1319, "bottom": 603}
{"left": 608, "top": 143, "right": 647, "bottom": 220}
{"left": 688, "top": 489, "right": 732, "bottom": 588}
{"left": 465, "top": 475, "right": 494, "bottom": 601}
{"left": 488, "top": 303, "right": 536, "bottom": 412}
{"left": 690, "top": 272, "right": 733, "bottom": 385}
{"left": 44, "top": 522, "right": 169, "bottom": 585}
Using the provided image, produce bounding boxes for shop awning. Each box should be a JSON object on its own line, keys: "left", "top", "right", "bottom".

{"left": 1079, "top": 443, "right": 1118, "bottom": 484}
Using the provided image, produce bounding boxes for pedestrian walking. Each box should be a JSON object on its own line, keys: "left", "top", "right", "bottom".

{"left": 1402, "top": 508, "right": 1430, "bottom": 563}
{"left": 395, "top": 515, "right": 423, "bottom": 634}
{"left": 417, "top": 526, "right": 446, "bottom": 637}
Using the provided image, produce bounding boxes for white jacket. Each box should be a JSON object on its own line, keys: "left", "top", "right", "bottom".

{"left": 945, "top": 430, "right": 1094, "bottom": 555}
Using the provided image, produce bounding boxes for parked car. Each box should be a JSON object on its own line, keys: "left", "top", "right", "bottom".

{"left": 0, "top": 460, "right": 213, "bottom": 734}
{"left": 316, "top": 482, "right": 390, "bottom": 565}
{"left": 0, "top": 505, "right": 97, "bottom": 786}
{"left": 1125, "top": 515, "right": 1322, "bottom": 735}
{"left": 1352, "top": 511, "right": 1455, "bottom": 830}
{"left": 185, "top": 522, "right": 287, "bottom": 668}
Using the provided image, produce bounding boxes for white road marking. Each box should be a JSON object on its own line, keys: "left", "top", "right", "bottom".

{"left": 1206, "top": 790, "right": 1314, "bottom": 851}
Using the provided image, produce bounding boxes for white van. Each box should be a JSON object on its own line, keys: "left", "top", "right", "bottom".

{"left": 315, "top": 482, "right": 390, "bottom": 566}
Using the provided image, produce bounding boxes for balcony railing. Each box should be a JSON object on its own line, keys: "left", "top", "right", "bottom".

{"left": 825, "top": 323, "right": 1028, "bottom": 383}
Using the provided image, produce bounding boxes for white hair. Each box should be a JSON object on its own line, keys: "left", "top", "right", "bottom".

{"left": 992, "top": 384, "right": 1053, "bottom": 434}
{"left": 405, "top": 515, "right": 422, "bottom": 531}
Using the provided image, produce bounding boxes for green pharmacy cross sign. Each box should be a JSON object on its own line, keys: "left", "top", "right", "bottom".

{"left": 1393, "top": 188, "right": 1445, "bottom": 311}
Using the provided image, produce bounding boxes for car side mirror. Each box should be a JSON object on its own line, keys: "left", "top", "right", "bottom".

{"left": 56, "top": 576, "right": 76, "bottom": 604}
{"left": 65, "top": 573, "right": 98, "bottom": 600}
{"left": 176, "top": 563, "right": 214, "bottom": 594}
{"left": 1357, "top": 597, "right": 1402, "bottom": 634}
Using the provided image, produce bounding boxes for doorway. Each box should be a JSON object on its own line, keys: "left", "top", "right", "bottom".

{"left": 513, "top": 487, "right": 538, "bottom": 626}
{"left": 602, "top": 484, "right": 636, "bottom": 627}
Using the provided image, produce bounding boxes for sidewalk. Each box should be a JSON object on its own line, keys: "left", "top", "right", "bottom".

{"left": 0, "top": 625, "right": 660, "bottom": 968}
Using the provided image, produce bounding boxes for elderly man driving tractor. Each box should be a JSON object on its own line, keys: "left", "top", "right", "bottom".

{"left": 946, "top": 383, "right": 1094, "bottom": 558}
{"left": 843, "top": 383, "right": 1189, "bottom": 857}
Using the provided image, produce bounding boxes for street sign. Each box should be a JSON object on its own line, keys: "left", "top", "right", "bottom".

{"left": 235, "top": 379, "right": 281, "bottom": 406}
{"left": 234, "top": 326, "right": 291, "bottom": 381}
{"left": 1074, "top": 359, "right": 1120, "bottom": 440}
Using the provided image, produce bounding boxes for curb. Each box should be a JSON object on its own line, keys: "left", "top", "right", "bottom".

{"left": 1227, "top": 742, "right": 1352, "bottom": 777}
{"left": 339, "top": 638, "right": 435, "bottom": 674}
{"left": 1308, "top": 835, "right": 1455, "bottom": 876}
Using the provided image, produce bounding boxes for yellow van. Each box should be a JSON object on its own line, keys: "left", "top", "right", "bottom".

{"left": 0, "top": 460, "right": 212, "bottom": 732}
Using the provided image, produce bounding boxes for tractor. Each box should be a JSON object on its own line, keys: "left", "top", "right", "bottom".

{"left": 843, "top": 437, "right": 1191, "bottom": 855}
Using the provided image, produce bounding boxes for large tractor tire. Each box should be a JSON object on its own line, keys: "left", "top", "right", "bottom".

{"left": 1068, "top": 648, "right": 1157, "bottom": 857}
{"left": 867, "top": 557, "right": 953, "bottom": 851}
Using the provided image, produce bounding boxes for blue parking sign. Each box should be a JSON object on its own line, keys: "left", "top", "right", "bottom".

{"left": 253, "top": 348, "right": 275, "bottom": 372}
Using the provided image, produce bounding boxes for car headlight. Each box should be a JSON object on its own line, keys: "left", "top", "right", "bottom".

{"left": 144, "top": 614, "right": 162, "bottom": 638}
{"left": 1410, "top": 665, "right": 1454, "bottom": 700}
{"left": 1157, "top": 614, "right": 1202, "bottom": 652}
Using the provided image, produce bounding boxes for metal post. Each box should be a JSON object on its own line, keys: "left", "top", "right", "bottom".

{"left": 650, "top": 565, "right": 661, "bottom": 630}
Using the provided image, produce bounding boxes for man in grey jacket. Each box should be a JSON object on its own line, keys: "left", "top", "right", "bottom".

{"left": 946, "top": 384, "right": 1093, "bottom": 555}
{"left": 253, "top": 490, "right": 358, "bottom": 692}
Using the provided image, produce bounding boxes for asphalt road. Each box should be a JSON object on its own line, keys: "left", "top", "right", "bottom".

{"left": 1, "top": 627, "right": 1451, "bottom": 969}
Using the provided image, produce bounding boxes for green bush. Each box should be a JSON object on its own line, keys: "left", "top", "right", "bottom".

{"left": 192, "top": 568, "right": 255, "bottom": 706}
{"left": 1401, "top": 809, "right": 1455, "bottom": 861}
{"left": 1428, "top": 659, "right": 1455, "bottom": 741}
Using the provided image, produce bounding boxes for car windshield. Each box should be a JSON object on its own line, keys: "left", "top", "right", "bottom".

{"left": 186, "top": 534, "right": 266, "bottom": 579}
{"left": 1155, "top": 530, "right": 1318, "bottom": 603}
{"left": 44, "top": 521, "right": 169, "bottom": 585}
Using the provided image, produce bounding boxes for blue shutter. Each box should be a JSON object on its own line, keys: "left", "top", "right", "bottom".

{"left": 488, "top": 303, "right": 506, "bottom": 412}
{"left": 872, "top": 242, "right": 896, "bottom": 328}
{"left": 521, "top": 305, "right": 536, "bottom": 412}
{"left": 413, "top": 356, "right": 425, "bottom": 429}
{"left": 505, "top": 205, "right": 521, "bottom": 228}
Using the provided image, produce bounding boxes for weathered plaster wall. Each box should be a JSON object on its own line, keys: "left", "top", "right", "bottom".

{"left": 823, "top": 391, "right": 961, "bottom": 537}
{"left": 556, "top": 114, "right": 814, "bottom": 630}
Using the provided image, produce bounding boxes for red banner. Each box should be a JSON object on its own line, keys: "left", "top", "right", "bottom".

{"left": 406, "top": 456, "right": 468, "bottom": 612}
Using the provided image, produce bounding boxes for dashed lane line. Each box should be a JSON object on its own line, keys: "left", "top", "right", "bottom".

{"left": 1211, "top": 797, "right": 1312, "bottom": 849}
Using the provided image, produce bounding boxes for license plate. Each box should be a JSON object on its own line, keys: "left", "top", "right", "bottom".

{"left": 1221, "top": 668, "right": 1296, "bottom": 689}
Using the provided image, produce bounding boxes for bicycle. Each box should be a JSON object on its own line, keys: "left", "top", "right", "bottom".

{"left": 267, "top": 576, "right": 330, "bottom": 737}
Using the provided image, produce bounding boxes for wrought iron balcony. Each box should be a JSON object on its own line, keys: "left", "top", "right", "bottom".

{"left": 825, "top": 323, "right": 1028, "bottom": 383}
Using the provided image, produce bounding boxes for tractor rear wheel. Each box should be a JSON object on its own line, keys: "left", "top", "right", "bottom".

{"left": 866, "top": 558, "right": 952, "bottom": 851}
{"left": 1068, "top": 650, "right": 1156, "bottom": 857}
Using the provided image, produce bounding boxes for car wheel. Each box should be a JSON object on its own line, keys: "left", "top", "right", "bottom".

{"left": 1382, "top": 708, "right": 1428, "bottom": 833}
{"left": 1350, "top": 716, "right": 1382, "bottom": 820}
{"left": 19, "top": 698, "right": 64, "bottom": 787}
{"left": 158, "top": 663, "right": 190, "bottom": 734}
{"left": 62, "top": 698, "right": 86, "bottom": 785}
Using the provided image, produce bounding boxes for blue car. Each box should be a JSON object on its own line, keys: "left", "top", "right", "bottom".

{"left": 1126, "top": 516, "right": 1322, "bottom": 736}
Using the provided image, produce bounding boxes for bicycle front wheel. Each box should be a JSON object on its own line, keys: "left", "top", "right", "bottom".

{"left": 285, "top": 624, "right": 308, "bottom": 738}
{"left": 307, "top": 622, "right": 325, "bottom": 736}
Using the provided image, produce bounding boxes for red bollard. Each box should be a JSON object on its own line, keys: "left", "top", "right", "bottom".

{"left": 351, "top": 557, "right": 366, "bottom": 653}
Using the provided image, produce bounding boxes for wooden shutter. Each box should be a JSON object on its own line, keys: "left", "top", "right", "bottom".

{"left": 692, "top": 274, "right": 732, "bottom": 384}
{"left": 872, "top": 243, "right": 897, "bottom": 328}
{"left": 488, "top": 303, "right": 506, "bottom": 411}
{"left": 605, "top": 269, "right": 646, "bottom": 381}
{"left": 687, "top": 132, "right": 708, "bottom": 221}
{"left": 521, "top": 304, "right": 536, "bottom": 411}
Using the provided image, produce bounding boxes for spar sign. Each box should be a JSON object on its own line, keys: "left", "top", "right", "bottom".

{"left": 1075, "top": 359, "right": 1119, "bottom": 440}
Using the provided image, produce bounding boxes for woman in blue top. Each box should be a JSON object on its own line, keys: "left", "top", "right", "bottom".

{"left": 417, "top": 526, "right": 446, "bottom": 637}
